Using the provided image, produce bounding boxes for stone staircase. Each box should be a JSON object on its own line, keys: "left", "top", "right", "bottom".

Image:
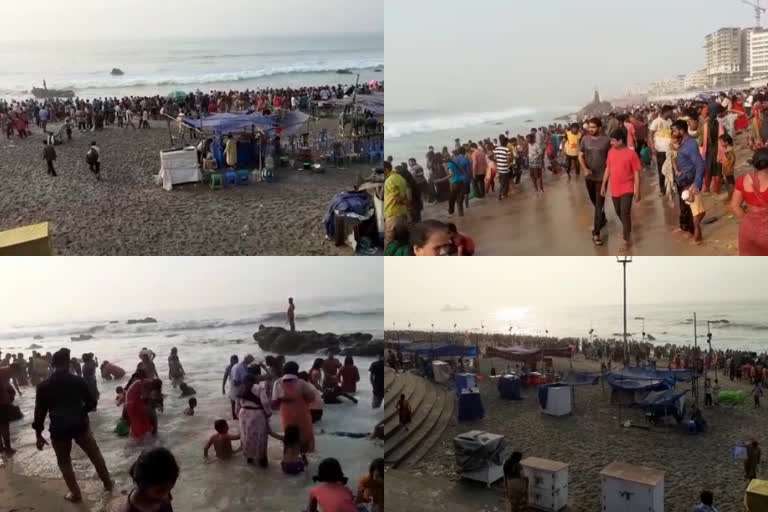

{"left": 383, "top": 367, "right": 454, "bottom": 468}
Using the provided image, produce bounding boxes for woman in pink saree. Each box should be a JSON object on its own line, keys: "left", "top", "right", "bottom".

{"left": 272, "top": 361, "right": 316, "bottom": 453}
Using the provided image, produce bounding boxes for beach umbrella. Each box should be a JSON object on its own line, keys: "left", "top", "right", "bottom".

{"left": 167, "top": 90, "right": 187, "bottom": 102}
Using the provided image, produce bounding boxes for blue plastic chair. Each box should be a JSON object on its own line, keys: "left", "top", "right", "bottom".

{"left": 224, "top": 171, "right": 237, "bottom": 186}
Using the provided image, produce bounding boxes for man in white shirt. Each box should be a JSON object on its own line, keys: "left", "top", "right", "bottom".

{"left": 745, "top": 92, "right": 755, "bottom": 117}
{"left": 648, "top": 105, "right": 674, "bottom": 196}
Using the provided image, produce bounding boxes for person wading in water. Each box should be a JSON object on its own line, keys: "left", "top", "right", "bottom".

{"left": 32, "top": 348, "right": 113, "bottom": 503}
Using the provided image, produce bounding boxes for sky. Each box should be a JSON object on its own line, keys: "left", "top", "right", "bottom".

{"left": 0, "top": 257, "right": 382, "bottom": 326}
{"left": 386, "top": 0, "right": 754, "bottom": 113}
{"left": 0, "top": 0, "right": 382, "bottom": 41}
{"left": 385, "top": 257, "right": 768, "bottom": 330}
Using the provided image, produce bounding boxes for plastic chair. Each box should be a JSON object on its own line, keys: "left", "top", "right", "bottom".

{"left": 236, "top": 169, "right": 249, "bottom": 185}
{"left": 224, "top": 171, "right": 237, "bottom": 186}
{"left": 210, "top": 173, "right": 223, "bottom": 190}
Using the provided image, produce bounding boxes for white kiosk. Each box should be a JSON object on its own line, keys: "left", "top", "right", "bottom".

{"left": 600, "top": 461, "right": 664, "bottom": 512}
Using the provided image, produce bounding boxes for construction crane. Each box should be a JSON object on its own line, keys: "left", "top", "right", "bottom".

{"left": 742, "top": 0, "right": 766, "bottom": 27}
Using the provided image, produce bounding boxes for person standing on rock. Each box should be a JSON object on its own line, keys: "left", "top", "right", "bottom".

{"left": 287, "top": 297, "right": 296, "bottom": 332}
{"left": 33, "top": 348, "right": 113, "bottom": 503}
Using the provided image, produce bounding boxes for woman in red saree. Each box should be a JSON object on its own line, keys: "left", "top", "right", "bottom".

{"left": 731, "top": 148, "right": 768, "bottom": 255}
{"left": 125, "top": 379, "right": 153, "bottom": 440}
{"left": 272, "top": 361, "right": 316, "bottom": 453}
{"left": 733, "top": 96, "right": 749, "bottom": 132}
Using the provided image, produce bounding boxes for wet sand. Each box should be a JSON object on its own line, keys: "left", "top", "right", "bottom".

{"left": 401, "top": 355, "right": 763, "bottom": 512}
{"left": 423, "top": 140, "right": 752, "bottom": 256}
{"left": 0, "top": 466, "right": 95, "bottom": 512}
{"left": 0, "top": 117, "right": 373, "bottom": 255}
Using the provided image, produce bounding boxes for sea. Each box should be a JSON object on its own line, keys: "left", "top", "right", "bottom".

{"left": 0, "top": 33, "right": 383, "bottom": 100}
{"left": 0, "top": 295, "right": 383, "bottom": 512}
{"left": 384, "top": 104, "right": 578, "bottom": 163}
{"left": 399, "top": 301, "right": 768, "bottom": 354}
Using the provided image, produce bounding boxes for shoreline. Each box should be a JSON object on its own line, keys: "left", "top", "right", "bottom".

{"left": 0, "top": 465, "right": 103, "bottom": 511}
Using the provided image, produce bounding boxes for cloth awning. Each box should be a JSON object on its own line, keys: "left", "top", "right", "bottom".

{"left": 402, "top": 342, "right": 477, "bottom": 358}
{"left": 486, "top": 346, "right": 542, "bottom": 362}
{"left": 186, "top": 112, "right": 274, "bottom": 134}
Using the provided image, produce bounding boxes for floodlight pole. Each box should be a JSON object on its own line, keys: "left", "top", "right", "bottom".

{"left": 616, "top": 257, "right": 632, "bottom": 367}
{"left": 693, "top": 312, "right": 699, "bottom": 405}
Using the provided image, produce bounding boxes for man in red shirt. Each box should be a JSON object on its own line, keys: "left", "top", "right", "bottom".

{"left": 601, "top": 129, "right": 642, "bottom": 250}
{"left": 447, "top": 223, "right": 476, "bottom": 255}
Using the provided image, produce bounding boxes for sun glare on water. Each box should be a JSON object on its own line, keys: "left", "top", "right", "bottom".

{"left": 495, "top": 307, "right": 529, "bottom": 323}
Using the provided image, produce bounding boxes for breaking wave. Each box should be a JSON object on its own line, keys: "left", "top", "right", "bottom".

{"left": 384, "top": 107, "right": 537, "bottom": 139}
{"left": 0, "top": 307, "right": 383, "bottom": 340}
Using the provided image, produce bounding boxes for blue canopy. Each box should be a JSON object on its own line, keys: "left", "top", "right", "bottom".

{"left": 605, "top": 372, "right": 673, "bottom": 392}
{"left": 186, "top": 112, "right": 274, "bottom": 134}
{"left": 633, "top": 389, "right": 689, "bottom": 409}
{"left": 401, "top": 342, "right": 478, "bottom": 358}
{"left": 610, "top": 366, "right": 694, "bottom": 383}
{"left": 562, "top": 371, "right": 600, "bottom": 386}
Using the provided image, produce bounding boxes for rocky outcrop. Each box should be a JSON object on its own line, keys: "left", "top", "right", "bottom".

{"left": 33, "top": 335, "right": 44, "bottom": 340}
{"left": 127, "top": 317, "right": 157, "bottom": 324}
{"left": 27, "top": 343, "right": 43, "bottom": 349}
{"left": 253, "top": 325, "right": 382, "bottom": 356}
{"left": 577, "top": 89, "right": 613, "bottom": 118}
{"left": 111, "top": 68, "right": 124, "bottom": 76}
{"left": 70, "top": 334, "right": 93, "bottom": 342}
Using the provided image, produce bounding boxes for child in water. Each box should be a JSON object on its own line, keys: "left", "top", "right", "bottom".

{"left": 179, "top": 382, "right": 196, "bottom": 397}
{"left": 184, "top": 397, "right": 197, "bottom": 416}
{"left": 203, "top": 419, "right": 241, "bottom": 460}
{"left": 118, "top": 447, "right": 179, "bottom": 512}
{"left": 115, "top": 386, "right": 126, "bottom": 406}
{"left": 356, "top": 458, "right": 384, "bottom": 512}
{"left": 396, "top": 394, "right": 412, "bottom": 431}
{"left": 270, "top": 424, "right": 308, "bottom": 475}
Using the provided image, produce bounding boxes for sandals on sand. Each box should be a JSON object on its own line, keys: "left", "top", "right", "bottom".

{"left": 592, "top": 235, "right": 603, "bottom": 246}
{"left": 64, "top": 493, "right": 83, "bottom": 503}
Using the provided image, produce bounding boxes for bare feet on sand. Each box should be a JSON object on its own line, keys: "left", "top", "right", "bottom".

{"left": 64, "top": 492, "right": 83, "bottom": 503}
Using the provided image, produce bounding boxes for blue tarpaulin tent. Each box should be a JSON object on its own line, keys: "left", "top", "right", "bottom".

{"left": 186, "top": 112, "right": 274, "bottom": 134}
{"left": 401, "top": 342, "right": 478, "bottom": 358}
{"left": 562, "top": 371, "right": 601, "bottom": 386}
{"left": 604, "top": 373, "right": 673, "bottom": 392}
{"left": 610, "top": 366, "right": 694, "bottom": 383}
{"left": 633, "top": 389, "right": 689, "bottom": 409}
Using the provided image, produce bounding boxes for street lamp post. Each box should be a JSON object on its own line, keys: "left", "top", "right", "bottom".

{"left": 617, "top": 256, "right": 633, "bottom": 366}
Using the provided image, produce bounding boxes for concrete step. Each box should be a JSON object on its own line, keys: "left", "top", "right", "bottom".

{"left": 384, "top": 367, "right": 396, "bottom": 393}
{"left": 384, "top": 383, "right": 440, "bottom": 465}
{"left": 383, "top": 371, "right": 408, "bottom": 412}
{"left": 383, "top": 374, "right": 427, "bottom": 440}
{"left": 399, "top": 388, "right": 455, "bottom": 469}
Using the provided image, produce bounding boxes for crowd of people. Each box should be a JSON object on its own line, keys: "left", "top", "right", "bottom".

{"left": 0, "top": 302, "right": 385, "bottom": 511}
{"left": 385, "top": 88, "right": 768, "bottom": 256}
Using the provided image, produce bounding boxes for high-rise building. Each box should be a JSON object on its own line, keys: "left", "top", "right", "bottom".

{"left": 750, "top": 29, "right": 768, "bottom": 79}
{"left": 705, "top": 27, "right": 749, "bottom": 86}
{"left": 684, "top": 69, "right": 710, "bottom": 90}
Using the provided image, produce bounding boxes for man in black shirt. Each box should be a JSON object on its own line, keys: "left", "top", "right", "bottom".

{"left": 33, "top": 349, "right": 112, "bottom": 503}
{"left": 369, "top": 353, "right": 385, "bottom": 409}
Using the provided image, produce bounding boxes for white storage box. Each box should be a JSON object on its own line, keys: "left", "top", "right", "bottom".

{"left": 521, "top": 457, "right": 569, "bottom": 511}
{"left": 432, "top": 360, "right": 451, "bottom": 384}
{"left": 600, "top": 461, "right": 664, "bottom": 512}
{"left": 454, "top": 431, "right": 505, "bottom": 487}
{"left": 540, "top": 385, "right": 573, "bottom": 416}
{"left": 160, "top": 146, "right": 202, "bottom": 191}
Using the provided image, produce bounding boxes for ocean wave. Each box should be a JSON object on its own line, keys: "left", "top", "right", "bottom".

{"left": 679, "top": 318, "right": 768, "bottom": 331}
{"left": 384, "top": 107, "right": 537, "bottom": 139}
{"left": 0, "top": 307, "right": 383, "bottom": 340}
{"left": 2, "top": 61, "right": 384, "bottom": 94}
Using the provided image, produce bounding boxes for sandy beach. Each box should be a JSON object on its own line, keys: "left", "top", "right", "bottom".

{"left": 390, "top": 354, "right": 764, "bottom": 512}
{"left": 419, "top": 134, "right": 755, "bottom": 256}
{"left": 0, "top": 116, "right": 376, "bottom": 255}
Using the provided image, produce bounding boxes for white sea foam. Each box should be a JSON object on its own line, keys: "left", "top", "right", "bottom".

{"left": 385, "top": 107, "right": 537, "bottom": 139}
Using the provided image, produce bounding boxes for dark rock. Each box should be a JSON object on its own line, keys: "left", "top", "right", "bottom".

{"left": 253, "top": 326, "right": 380, "bottom": 356}
{"left": 70, "top": 334, "right": 93, "bottom": 342}
{"left": 576, "top": 89, "right": 613, "bottom": 118}
{"left": 32, "top": 87, "right": 74, "bottom": 98}
{"left": 109, "top": 321, "right": 119, "bottom": 324}
{"left": 126, "top": 317, "right": 157, "bottom": 324}
{"left": 647, "top": 334, "right": 656, "bottom": 341}
{"left": 27, "top": 343, "right": 43, "bottom": 349}
{"left": 33, "top": 335, "right": 44, "bottom": 340}
{"left": 111, "top": 68, "right": 124, "bottom": 76}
